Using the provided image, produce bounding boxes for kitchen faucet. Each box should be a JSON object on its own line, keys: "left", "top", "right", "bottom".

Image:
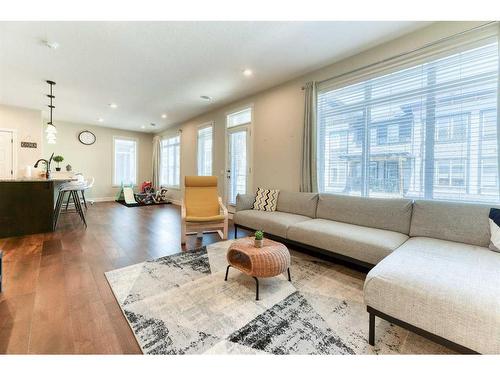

{"left": 34, "top": 152, "right": 54, "bottom": 179}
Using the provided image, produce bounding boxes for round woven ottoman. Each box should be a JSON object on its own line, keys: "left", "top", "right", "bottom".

{"left": 224, "top": 237, "right": 291, "bottom": 300}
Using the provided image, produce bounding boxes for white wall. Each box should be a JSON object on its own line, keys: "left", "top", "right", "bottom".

{"left": 43, "top": 120, "right": 153, "bottom": 200}
{"left": 158, "top": 21, "right": 488, "bottom": 204}
{"left": 0, "top": 104, "right": 43, "bottom": 177}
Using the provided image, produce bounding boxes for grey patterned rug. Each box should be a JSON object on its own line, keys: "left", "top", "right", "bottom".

{"left": 105, "top": 239, "right": 453, "bottom": 355}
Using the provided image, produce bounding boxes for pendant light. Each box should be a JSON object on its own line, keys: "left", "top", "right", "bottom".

{"left": 46, "top": 80, "right": 57, "bottom": 144}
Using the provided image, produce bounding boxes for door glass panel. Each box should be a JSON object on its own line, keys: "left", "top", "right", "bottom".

{"left": 228, "top": 130, "right": 247, "bottom": 205}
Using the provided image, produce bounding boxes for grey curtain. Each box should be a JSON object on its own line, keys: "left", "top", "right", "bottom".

{"left": 300, "top": 81, "right": 318, "bottom": 192}
{"left": 152, "top": 135, "right": 162, "bottom": 189}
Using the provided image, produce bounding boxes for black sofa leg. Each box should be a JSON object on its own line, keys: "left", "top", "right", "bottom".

{"left": 234, "top": 224, "right": 238, "bottom": 238}
{"left": 369, "top": 310, "right": 375, "bottom": 346}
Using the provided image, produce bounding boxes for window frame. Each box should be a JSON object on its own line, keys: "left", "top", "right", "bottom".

{"left": 196, "top": 121, "right": 214, "bottom": 176}
{"left": 316, "top": 38, "right": 499, "bottom": 203}
{"left": 112, "top": 136, "right": 138, "bottom": 187}
{"left": 160, "top": 134, "right": 181, "bottom": 189}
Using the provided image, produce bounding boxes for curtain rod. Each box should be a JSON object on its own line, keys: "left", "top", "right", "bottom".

{"left": 301, "top": 21, "right": 498, "bottom": 90}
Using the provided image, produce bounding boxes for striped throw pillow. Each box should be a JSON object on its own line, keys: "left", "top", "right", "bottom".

{"left": 253, "top": 188, "right": 280, "bottom": 212}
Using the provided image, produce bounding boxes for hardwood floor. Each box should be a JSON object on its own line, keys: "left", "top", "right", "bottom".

{"left": 0, "top": 202, "right": 251, "bottom": 354}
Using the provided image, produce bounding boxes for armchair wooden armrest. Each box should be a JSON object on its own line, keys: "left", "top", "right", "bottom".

{"left": 218, "top": 197, "right": 228, "bottom": 218}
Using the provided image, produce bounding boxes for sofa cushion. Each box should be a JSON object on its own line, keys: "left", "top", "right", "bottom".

{"left": 276, "top": 191, "right": 318, "bottom": 218}
{"left": 287, "top": 219, "right": 408, "bottom": 265}
{"left": 410, "top": 200, "right": 497, "bottom": 247}
{"left": 364, "top": 237, "right": 500, "bottom": 354}
{"left": 235, "top": 193, "right": 256, "bottom": 212}
{"left": 233, "top": 210, "right": 312, "bottom": 238}
{"left": 316, "top": 194, "right": 413, "bottom": 234}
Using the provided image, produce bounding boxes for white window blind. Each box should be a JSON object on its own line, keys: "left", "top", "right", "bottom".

{"left": 227, "top": 107, "right": 252, "bottom": 128}
{"left": 317, "top": 40, "right": 499, "bottom": 203}
{"left": 161, "top": 135, "right": 180, "bottom": 187}
{"left": 113, "top": 138, "right": 137, "bottom": 186}
{"left": 197, "top": 125, "right": 213, "bottom": 176}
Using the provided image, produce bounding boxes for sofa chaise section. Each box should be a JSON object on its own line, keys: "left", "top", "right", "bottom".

{"left": 364, "top": 237, "right": 500, "bottom": 354}
{"left": 364, "top": 200, "right": 500, "bottom": 353}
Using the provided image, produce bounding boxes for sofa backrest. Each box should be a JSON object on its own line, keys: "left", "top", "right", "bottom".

{"left": 410, "top": 200, "right": 495, "bottom": 247}
{"left": 316, "top": 194, "right": 413, "bottom": 234}
{"left": 276, "top": 191, "right": 319, "bottom": 218}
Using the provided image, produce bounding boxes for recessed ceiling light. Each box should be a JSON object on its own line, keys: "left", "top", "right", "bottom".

{"left": 200, "top": 95, "right": 212, "bottom": 101}
{"left": 97, "top": 118, "right": 104, "bottom": 123}
{"left": 43, "top": 40, "right": 60, "bottom": 50}
{"left": 161, "top": 113, "right": 167, "bottom": 119}
{"left": 243, "top": 69, "right": 253, "bottom": 77}
{"left": 141, "top": 125, "right": 146, "bottom": 129}
{"left": 109, "top": 103, "right": 118, "bottom": 109}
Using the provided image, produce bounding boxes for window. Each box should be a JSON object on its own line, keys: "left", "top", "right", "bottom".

{"left": 197, "top": 124, "right": 213, "bottom": 176}
{"left": 435, "top": 113, "right": 468, "bottom": 143}
{"left": 161, "top": 135, "right": 180, "bottom": 188}
{"left": 227, "top": 107, "right": 252, "bottom": 128}
{"left": 435, "top": 159, "right": 466, "bottom": 187}
{"left": 113, "top": 137, "right": 137, "bottom": 186}
{"left": 317, "top": 40, "right": 499, "bottom": 203}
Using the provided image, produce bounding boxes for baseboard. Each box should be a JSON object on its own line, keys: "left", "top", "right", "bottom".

{"left": 91, "top": 196, "right": 116, "bottom": 202}
{"left": 169, "top": 199, "right": 181, "bottom": 206}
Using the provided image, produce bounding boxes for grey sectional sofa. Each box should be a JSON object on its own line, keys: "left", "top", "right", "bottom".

{"left": 234, "top": 191, "right": 500, "bottom": 354}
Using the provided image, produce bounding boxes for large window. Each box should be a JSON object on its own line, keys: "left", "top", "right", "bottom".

{"left": 113, "top": 137, "right": 137, "bottom": 186}
{"left": 197, "top": 124, "right": 213, "bottom": 176}
{"left": 317, "top": 40, "right": 499, "bottom": 203}
{"left": 161, "top": 135, "right": 180, "bottom": 188}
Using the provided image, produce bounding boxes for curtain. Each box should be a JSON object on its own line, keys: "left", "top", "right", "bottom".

{"left": 152, "top": 135, "right": 162, "bottom": 189}
{"left": 300, "top": 81, "right": 318, "bottom": 192}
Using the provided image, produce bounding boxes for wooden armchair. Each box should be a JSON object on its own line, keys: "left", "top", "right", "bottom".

{"left": 181, "top": 176, "right": 228, "bottom": 244}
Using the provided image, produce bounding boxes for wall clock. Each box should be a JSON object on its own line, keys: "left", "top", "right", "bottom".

{"left": 78, "top": 130, "right": 96, "bottom": 145}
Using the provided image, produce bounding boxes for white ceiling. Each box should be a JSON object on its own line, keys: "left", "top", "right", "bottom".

{"left": 0, "top": 21, "right": 430, "bottom": 133}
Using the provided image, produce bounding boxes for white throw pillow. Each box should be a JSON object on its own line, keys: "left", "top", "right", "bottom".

{"left": 489, "top": 208, "right": 500, "bottom": 252}
{"left": 253, "top": 187, "right": 280, "bottom": 212}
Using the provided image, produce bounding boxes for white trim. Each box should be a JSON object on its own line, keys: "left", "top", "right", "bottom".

{"left": 92, "top": 196, "right": 116, "bottom": 202}
{"left": 160, "top": 133, "right": 181, "bottom": 189}
{"left": 224, "top": 106, "right": 254, "bottom": 206}
{"left": 196, "top": 121, "right": 215, "bottom": 176}
{"left": 0, "top": 128, "right": 18, "bottom": 179}
{"left": 225, "top": 103, "right": 254, "bottom": 128}
{"left": 112, "top": 135, "right": 139, "bottom": 187}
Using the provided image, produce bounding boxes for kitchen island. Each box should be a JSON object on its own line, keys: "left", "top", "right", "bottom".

{"left": 0, "top": 177, "right": 75, "bottom": 238}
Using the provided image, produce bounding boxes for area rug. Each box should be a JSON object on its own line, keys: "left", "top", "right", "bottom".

{"left": 105, "top": 240, "right": 453, "bottom": 355}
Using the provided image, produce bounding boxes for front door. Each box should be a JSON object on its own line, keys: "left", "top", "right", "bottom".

{"left": 0, "top": 130, "right": 13, "bottom": 179}
{"left": 226, "top": 127, "right": 249, "bottom": 205}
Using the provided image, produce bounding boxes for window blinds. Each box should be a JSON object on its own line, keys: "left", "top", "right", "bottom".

{"left": 161, "top": 135, "right": 180, "bottom": 187}
{"left": 317, "top": 38, "right": 499, "bottom": 203}
{"left": 113, "top": 138, "right": 137, "bottom": 185}
{"left": 197, "top": 125, "right": 213, "bottom": 176}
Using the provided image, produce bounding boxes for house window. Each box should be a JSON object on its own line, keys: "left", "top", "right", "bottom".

{"left": 435, "top": 113, "right": 468, "bottom": 143}
{"left": 197, "top": 124, "right": 213, "bottom": 176}
{"left": 161, "top": 135, "right": 180, "bottom": 188}
{"left": 435, "top": 159, "right": 466, "bottom": 187}
{"left": 113, "top": 137, "right": 137, "bottom": 186}
{"left": 317, "top": 40, "right": 499, "bottom": 203}
{"left": 227, "top": 107, "right": 252, "bottom": 128}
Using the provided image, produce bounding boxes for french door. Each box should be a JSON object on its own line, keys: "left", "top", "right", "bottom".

{"left": 226, "top": 126, "right": 250, "bottom": 205}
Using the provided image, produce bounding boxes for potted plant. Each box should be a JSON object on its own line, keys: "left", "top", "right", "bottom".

{"left": 254, "top": 230, "right": 264, "bottom": 248}
{"left": 53, "top": 155, "right": 64, "bottom": 171}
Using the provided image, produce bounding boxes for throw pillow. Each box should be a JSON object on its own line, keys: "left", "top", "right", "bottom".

{"left": 253, "top": 187, "right": 280, "bottom": 212}
{"left": 488, "top": 208, "right": 500, "bottom": 252}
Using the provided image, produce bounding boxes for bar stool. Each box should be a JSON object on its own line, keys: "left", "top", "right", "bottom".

{"left": 81, "top": 176, "right": 95, "bottom": 209}
{"left": 54, "top": 182, "right": 87, "bottom": 230}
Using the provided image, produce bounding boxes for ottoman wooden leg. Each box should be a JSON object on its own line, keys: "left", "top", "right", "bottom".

{"left": 287, "top": 268, "right": 292, "bottom": 282}
{"left": 253, "top": 277, "right": 259, "bottom": 301}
